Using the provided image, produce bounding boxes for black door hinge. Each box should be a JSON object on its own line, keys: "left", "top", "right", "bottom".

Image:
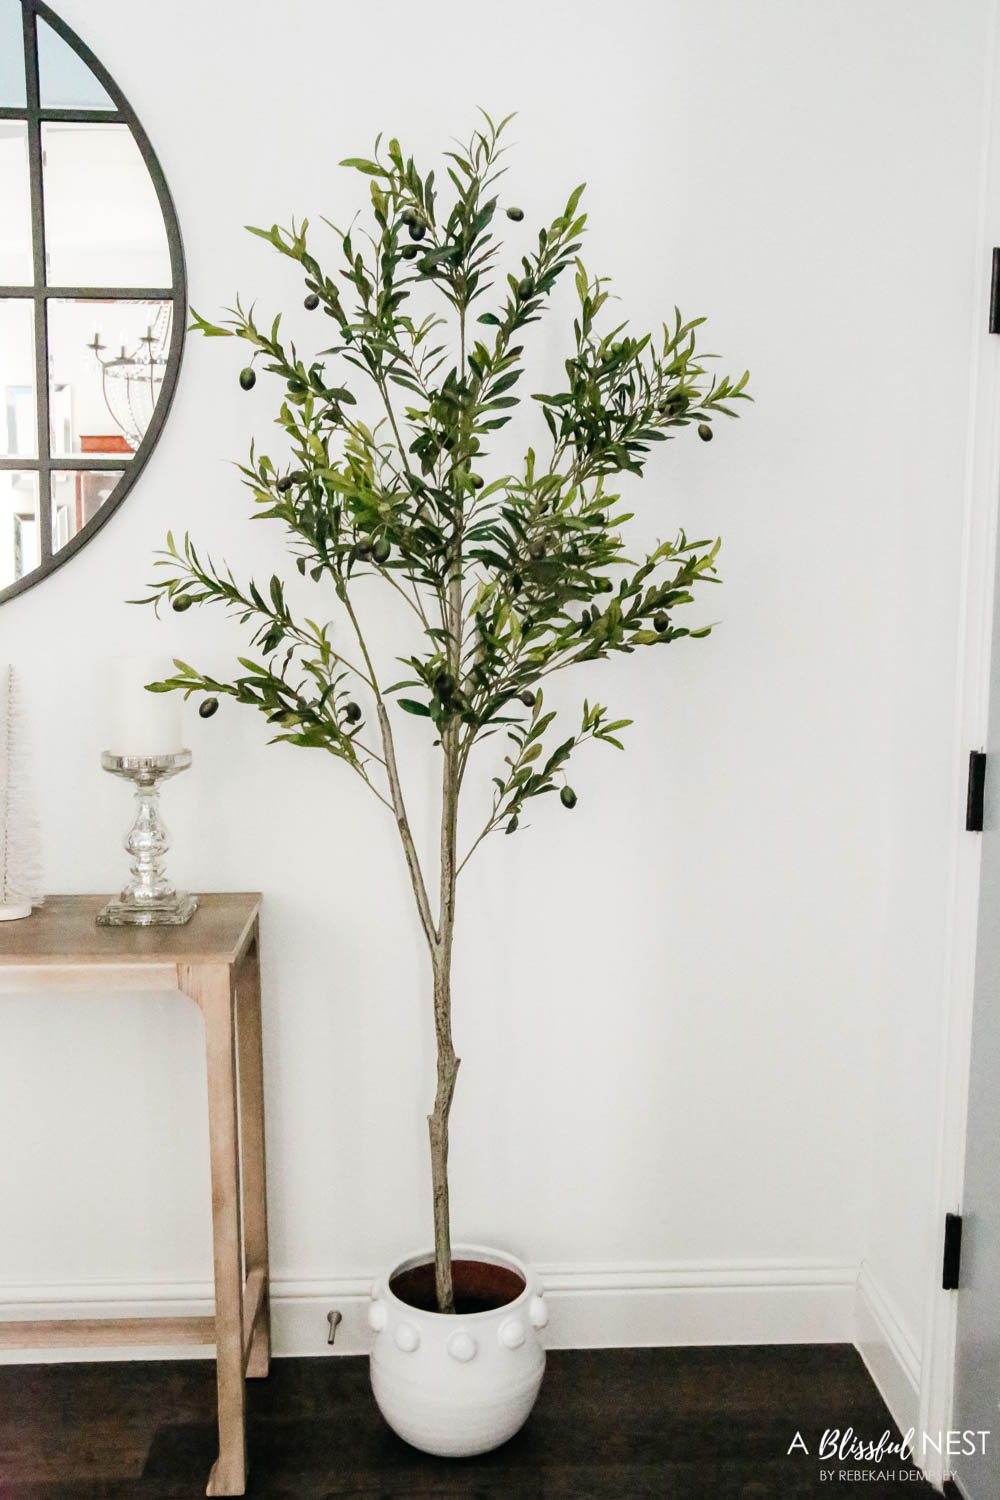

{"left": 942, "top": 1212, "right": 963, "bottom": 1290}
{"left": 966, "top": 751, "right": 986, "bottom": 831}
{"left": 990, "top": 248, "right": 1000, "bottom": 333}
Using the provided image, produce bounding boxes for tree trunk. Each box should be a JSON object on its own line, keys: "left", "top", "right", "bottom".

{"left": 430, "top": 714, "right": 461, "bottom": 1312}
{"left": 429, "top": 948, "right": 459, "bottom": 1313}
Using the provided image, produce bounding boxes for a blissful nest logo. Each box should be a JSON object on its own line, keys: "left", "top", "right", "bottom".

{"left": 787, "top": 1426, "right": 990, "bottom": 1483}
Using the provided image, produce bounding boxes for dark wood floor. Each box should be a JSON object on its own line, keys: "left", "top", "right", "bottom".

{"left": 0, "top": 1345, "right": 937, "bottom": 1498}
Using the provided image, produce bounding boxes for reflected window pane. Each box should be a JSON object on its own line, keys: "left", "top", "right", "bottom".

{"left": 51, "top": 468, "right": 122, "bottom": 553}
{"left": 0, "top": 1, "right": 26, "bottom": 107}
{"left": 0, "top": 124, "right": 33, "bottom": 285}
{"left": 48, "top": 298, "right": 172, "bottom": 456}
{"left": 37, "top": 16, "right": 114, "bottom": 110}
{"left": 0, "top": 471, "right": 39, "bottom": 590}
{"left": 0, "top": 300, "right": 37, "bottom": 458}
{"left": 42, "top": 124, "right": 170, "bottom": 287}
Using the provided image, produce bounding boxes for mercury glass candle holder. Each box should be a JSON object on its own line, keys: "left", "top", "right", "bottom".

{"left": 96, "top": 750, "right": 198, "bottom": 926}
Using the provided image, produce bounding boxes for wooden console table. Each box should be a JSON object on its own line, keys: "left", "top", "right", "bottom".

{"left": 0, "top": 893, "right": 268, "bottom": 1497}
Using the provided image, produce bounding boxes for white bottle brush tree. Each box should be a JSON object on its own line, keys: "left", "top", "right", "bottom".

{"left": 136, "top": 114, "right": 750, "bottom": 1312}
{"left": 0, "top": 665, "right": 43, "bottom": 920}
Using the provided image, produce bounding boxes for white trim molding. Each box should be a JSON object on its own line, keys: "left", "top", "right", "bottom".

{"left": 0, "top": 1258, "right": 858, "bottom": 1363}
{"left": 855, "top": 1261, "right": 922, "bottom": 1443}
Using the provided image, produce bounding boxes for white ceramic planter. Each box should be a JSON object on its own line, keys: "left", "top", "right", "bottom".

{"left": 369, "top": 1243, "right": 547, "bottom": 1457}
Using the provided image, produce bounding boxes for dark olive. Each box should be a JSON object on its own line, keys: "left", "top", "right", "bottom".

{"left": 371, "top": 537, "right": 391, "bottom": 563}
{"left": 277, "top": 475, "right": 294, "bottom": 492}
{"left": 511, "top": 572, "right": 523, "bottom": 593}
{"left": 400, "top": 244, "right": 420, "bottom": 259}
{"left": 171, "top": 594, "right": 194, "bottom": 612}
{"left": 400, "top": 207, "right": 418, "bottom": 226}
{"left": 471, "top": 473, "right": 484, "bottom": 489}
{"left": 303, "top": 292, "right": 320, "bottom": 310}
{"left": 698, "top": 423, "right": 713, "bottom": 442}
{"left": 528, "top": 538, "right": 546, "bottom": 559}
{"left": 591, "top": 513, "right": 606, "bottom": 527}
{"left": 356, "top": 535, "right": 374, "bottom": 557}
{"left": 198, "top": 696, "right": 219, "bottom": 719}
{"left": 287, "top": 378, "right": 307, "bottom": 395}
{"left": 517, "top": 276, "right": 534, "bottom": 298}
{"left": 344, "top": 701, "right": 362, "bottom": 724}
{"left": 290, "top": 469, "right": 308, "bottom": 483}
{"left": 560, "top": 786, "right": 578, "bottom": 809}
{"left": 238, "top": 367, "right": 256, "bottom": 390}
{"left": 654, "top": 613, "right": 669, "bottom": 633}
{"left": 519, "top": 689, "right": 536, "bottom": 707}
{"left": 408, "top": 221, "right": 426, "bottom": 241}
{"left": 506, "top": 206, "right": 524, "bottom": 221}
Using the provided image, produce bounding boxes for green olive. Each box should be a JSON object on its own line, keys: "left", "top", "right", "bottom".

{"left": 356, "top": 535, "right": 374, "bottom": 557}
{"left": 408, "top": 221, "right": 426, "bottom": 241}
{"left": 698, "top": 423, "right": 713, "bottom": 442}
{"left": 287, "top": 378, "right": 307, "bottom": 396}
{"left": 654, "top": 613, "right": 669, "bottom": 633}
{"left": 506, "top": 206, "right": 524, "bottom": 221}
{"left": 303, "top": 292, "right": 320, "bottom": 310}
{"left": 519, "top": 689, "right": 536, "bottom": 707}
{"left": 400, "top": 244, "right": 420, "bottom": 260}
{"left": 238, "top": 367, "right": 256, "bottom": 390}
{"left": 198, "top": 696, "right": 219, "bottom": 719}
{"left": 372, "top": 537, "right": 391, "bottom": 563}
{"left": 171, "top": 594, "right": 194, "bottom": 612}
{"left": 471, "top": 473, "right": 484, "bottom": 489}
{"left": 597, "top": 577, "right": 614, "bottom": 593}
{"left": 517, "top": 276, "right": 534, "bottom": 298}
{"left": 560, "top": 786, "right": 578, "bottom": 809}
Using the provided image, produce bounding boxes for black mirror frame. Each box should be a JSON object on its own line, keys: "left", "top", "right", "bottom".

{"left": 0, "top": 0, "right": 186, "bottom": 607}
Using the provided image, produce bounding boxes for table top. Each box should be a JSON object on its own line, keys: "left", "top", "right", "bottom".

{"left": 0, "top": 894, "right": 261, "bottom": 967}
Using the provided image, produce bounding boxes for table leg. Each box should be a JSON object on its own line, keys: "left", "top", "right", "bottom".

{"left": 236, "top": 923, "right": 270, "bottom": 1378}
{"left": 182, "top": 962, "right": 247, "bottom": 1498}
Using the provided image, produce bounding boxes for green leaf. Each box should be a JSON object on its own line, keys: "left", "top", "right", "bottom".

{"left": 398, "top": 698, "right": 431, "bottom": 717}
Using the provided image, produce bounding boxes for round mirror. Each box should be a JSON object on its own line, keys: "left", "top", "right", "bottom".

{"left": 0, "top": 0, "right": 185, "bottom": 605}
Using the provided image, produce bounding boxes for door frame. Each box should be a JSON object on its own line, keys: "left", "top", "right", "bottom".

{"left": 919, "top": 0, "right": 1000, "bottom": 1481}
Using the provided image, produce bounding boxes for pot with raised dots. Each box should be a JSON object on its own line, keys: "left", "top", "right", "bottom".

{"left": 369, "top": 1243, "right": 546, "bottom": 1457}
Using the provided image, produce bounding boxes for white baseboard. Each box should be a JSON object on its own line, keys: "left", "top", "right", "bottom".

{"left": 0, "top": 1258, "right": 857, "bottom": 1363}
{"left": 854, "top": 1261, "right": 922, "bottom": 1440}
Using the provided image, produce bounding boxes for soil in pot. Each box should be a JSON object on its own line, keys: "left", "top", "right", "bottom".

{"left": 390, "top": 1258, "right": 525, "bottom": 1315}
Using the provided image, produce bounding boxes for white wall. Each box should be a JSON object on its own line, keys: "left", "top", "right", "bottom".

{"left": 0, "top": 0, "right": 992, "bottom": 1370}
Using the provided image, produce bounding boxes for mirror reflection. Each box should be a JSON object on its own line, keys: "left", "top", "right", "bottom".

{"left": 37, "top": 16, "right": 115, "bottom": 110}
{"left": 0, "top": 1, "right": 25, "bottom": 108}
{"left": 0, "top": 123, "right": 32, "bottom": 285}
{"left": 48, "top": 299, "right": 173, "bottom": 456}
{"left": 51, "top": 468, "right": 123, "bottom": 554}
{"left": 0, "top": 470, "right": 38, "bottom": 585}
{"left": 0, "top": 299, "right": 36, "bottom": 458}
{"left": 42, "top": 124, "right": 171, "bottom": 288}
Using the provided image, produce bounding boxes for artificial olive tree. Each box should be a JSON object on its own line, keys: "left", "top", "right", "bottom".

{"left": 138, "top": 113, "right": 749, "bottom": 1313}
